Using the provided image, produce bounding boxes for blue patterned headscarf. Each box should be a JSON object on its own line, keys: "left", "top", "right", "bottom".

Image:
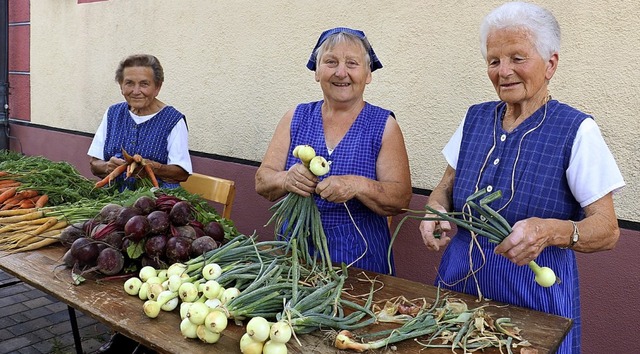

{"left": 306, "top": 27, "right": 383, "bottom": 72}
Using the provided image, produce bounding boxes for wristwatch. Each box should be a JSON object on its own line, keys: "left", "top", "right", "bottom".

{"left": 566, "top": 220, "right": 580, "bottom": 249}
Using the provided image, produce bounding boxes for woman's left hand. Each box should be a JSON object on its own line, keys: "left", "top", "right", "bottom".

{"left": 494, "top": 217, "right": 549, "bottom": 266}
{"left": 315, "top": 175, "right": 357, "bottom": 203}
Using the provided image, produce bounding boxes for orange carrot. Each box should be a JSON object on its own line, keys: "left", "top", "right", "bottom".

{"left": 0, "top": 171, "right": 8, "bottom": 177}
{"left": 144, "top": 164, "right": 159, "bottom": 188}
{"left": 95, "top": 163, "right": 128, "bottom": 188}
{"left": 0, "top": 187, "right": 17, "bottom": 204}
{"left": 0, "top": 179, "right": 19, "bottom": 187}
{"left": 19, "top": 199, "right": 35, "bottom": 209}
{"left": 14, "top": 189, "right": 39, "bottom": 200}
{"left": 34, "top": 194, "right": 49, "bottom": 208}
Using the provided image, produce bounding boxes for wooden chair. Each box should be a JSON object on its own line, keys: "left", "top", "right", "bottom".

{"left": 180, "top": 173, "right": 236, "bottom": 220}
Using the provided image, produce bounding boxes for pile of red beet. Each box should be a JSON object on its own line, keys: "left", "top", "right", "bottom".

{"left": 60, "top": 194, "right": 226, "bottom": 277}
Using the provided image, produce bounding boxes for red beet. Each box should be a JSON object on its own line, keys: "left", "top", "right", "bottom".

{"left": 190, "top": 236, "right": 218, "bottom": 257}
{"left": 70, "top": 237, "right": 100, "bottom": 267}
{"left": 115, "top": 206, "right": 141, "bottom": 229}
{"left": 169, "top": 201, "right": 194, "bottom": 226}
{"left": 133, "top": 196, "right": 156, "bottom": 215}
{"left": 124, "top": 215, "right": 150, "bottom": 242}
{"left": 147, "top": 210, "right": 170, "bottom": 234}
{"left": 145, "top": 234, "right": 168, "bottom": 258}
{"left": 96, "top": 247, "right": 125, "bottom": 275}
{"left": 165, "top": 236, "right": 192, "bottom": 263}
{"left": 203, "top": 221, "right": 225, "bottom": 242}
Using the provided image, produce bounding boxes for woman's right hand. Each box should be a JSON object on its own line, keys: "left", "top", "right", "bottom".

{"left": 106, "top": 157, "right": 126, "bottom": 175}
{"left": 284, "top": 163, "right": 318, "bottom": 197}
{"left": 419, "top": 203, "right": 452, "bottom": 251}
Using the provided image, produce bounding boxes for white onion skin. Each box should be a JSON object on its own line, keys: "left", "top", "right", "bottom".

{"left": 269, "top": 321, "right": 292, "bottom": 343}
{"left": 124, "top": 277, "right": 142, "bottom": 296}
{"left": 180, "top": 317, "right": 198, "bottom": 338}
{"left": 263, "top": 340, "right": 288, "bottom": 354}
{"left": 197, "top": 324, "right": 222, "bottom": 344}
{"left": 239, "top": 333, "right": 264, "bottom": 354}
{"left": 246, "top": 316, "right": 270, "bottom": 342}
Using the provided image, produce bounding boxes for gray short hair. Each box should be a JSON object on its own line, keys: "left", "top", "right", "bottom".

{"left": 480, "top": 2, "right": 561, "bottom": 61}
{"left": 114, "top": 54, "right": 164, "bottom": 85}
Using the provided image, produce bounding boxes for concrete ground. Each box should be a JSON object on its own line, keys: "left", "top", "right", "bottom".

{"left": 0, "top": 270, "right": 113, "bottom": 354}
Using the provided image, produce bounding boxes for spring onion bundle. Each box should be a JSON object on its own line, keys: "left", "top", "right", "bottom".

{"left": 265, "top": 144, "right": 334, "bottom": 272}
{"left": 391, "top": 188, "right": 559, "bottom": 287}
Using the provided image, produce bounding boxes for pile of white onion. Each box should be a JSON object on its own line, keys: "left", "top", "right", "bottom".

{"left": 240, "top": 316, "right": 292, "bottom": 354}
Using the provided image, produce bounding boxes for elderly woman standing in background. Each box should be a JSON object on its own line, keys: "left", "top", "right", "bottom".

{"left": 419, "top": 3, "right": 625, "bottom": 353}
{"left": 88, "top": 54, "right": 192, "bottom": 190}
{"left": 256, "top": 27, "right": 412, "bottom": 274}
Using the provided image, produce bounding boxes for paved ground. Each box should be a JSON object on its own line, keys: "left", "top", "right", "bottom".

{"left": 0, "top": 270, "right": 113, "bottom": 354}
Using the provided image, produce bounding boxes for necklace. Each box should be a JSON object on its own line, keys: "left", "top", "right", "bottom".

{"left": 501, "top": 95, "right": 551, "bottom": 132}
{"left": 472, "top": 98, "right": 550, "bottom": 213}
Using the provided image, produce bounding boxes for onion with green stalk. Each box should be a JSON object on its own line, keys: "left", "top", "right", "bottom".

{"left": 390, "top": 188, "right": 560, "bottom": 287}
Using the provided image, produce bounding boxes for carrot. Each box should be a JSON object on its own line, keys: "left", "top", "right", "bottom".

{"left": 126, "top": 161, "right": 138, "bottom": 179}
{"left": 0, "top": 182, "right": 21, "bottom": 190}
{"left": 0, "top": 208, "right": 37, "bottom": 217}
{"left": 0, "top": 171, "right": 8, "bottom": 177}
{"left": 32, "top": 217, "right": 65, "bottom": 236}
{"left": 0, "top": 210, "right": 45, "bottom": 224}
{"left": 6, "top": 235, "right": 60, "bottom": 254}
{"left": 95, "top": 163, "right": 128, "bottom": 188}
{"left": 0, "top": 187, "right": 17, "bottom": 203}
{"left": 19, "top": 199, "right": 35, "bottom": 209}
{"left": 144, "top": 163, "right": 160, "bottom": 188}
{"left": 16, "top": 189, "right": 39, "bottom": 199}
{"left": 0, "top": 179, "right": 19, "bottom": 187}
{"left": 34, "top": 194, "right": 49, "bottom": 208}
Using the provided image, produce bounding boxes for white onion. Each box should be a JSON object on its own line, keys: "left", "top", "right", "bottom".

{"left": 124, "top": 277, "right": 142, "bottom": 296}
{"left": 269, "top": 321, "right": 292, "bottom": 343}
{"left": 161, "top": 297, "right": 180, "bottom": 312}
{"left": 204, "top": 309, "right": 228, "bottom": 333}
{"left": 139, "top": 265, "right": 157, "bottom": 282}
{"left": 180, "top": 302, "right": 192, "bottom": 320}
{"left": 246, "top": 316, "right": 270, "bottom": 342}
{"left": 202, "top": 263, "right": 222, "bottom": 280}
{"left": 178, "top": 282, "right": 199, "bottom": 302}
{"left": 197, "top": 324, "right": 222, "bottom": 344}
{"left": 180, "top": 317, "right": 198, "bottom": 338}
{"left": 203, "top": 280, "right": 222, "bottom": 299}
{"left": 137, "top": 282, "right": 150, "bottom": 301}
{"left": 167, "top": 263, "right": 187, "bottom": 277}
{"left": 262, "top": 339, "right": 288, "bottom": 354}
{"left": 187, "top": 302, "right": 210, "bottom": 325}
{"left": 167, "top": 274, "right": 183, "bottom": 292}
{"left": 143, "top": 300, "right": 161, "bottom": 318}
{"left": 239, "top": 332, "right": 264, "bottom": 354}
{"left": 221, "top": 287, "right": 241, "bottom": 304}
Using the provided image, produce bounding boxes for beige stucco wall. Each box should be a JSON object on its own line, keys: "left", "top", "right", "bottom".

{"left": 30, "top": 0, "right": 640, "bottom": 222}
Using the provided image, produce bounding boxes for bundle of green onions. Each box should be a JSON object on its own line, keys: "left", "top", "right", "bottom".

{"left": 265, "top": 144, "right": 334, "bottom": 272}
{"left": 391, "top": 188, "right": 559, "bottom": 287}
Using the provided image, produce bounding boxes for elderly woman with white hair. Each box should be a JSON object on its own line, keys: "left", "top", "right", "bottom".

{"left": 419, "top": 2, "right": 624, "bottom": 353}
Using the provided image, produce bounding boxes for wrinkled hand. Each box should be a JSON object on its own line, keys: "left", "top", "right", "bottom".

{"left": 106, "top": 157, "right": 126, "bottom": 175}
{"left": 494, "top": 217, "right": 546, "bottom": 266}
{"left": 315, "top": 176, "right": 356, "bottom": 203}
{"left": 419, "top": 203, "right": 451, "bottom": 251}
{"left": 285, "top": 163, "right": 317, "bottom": 197}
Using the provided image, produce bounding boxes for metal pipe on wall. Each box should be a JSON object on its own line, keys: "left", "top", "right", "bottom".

{"left": 0, "top": 0, "right": 10, "bottom": 150}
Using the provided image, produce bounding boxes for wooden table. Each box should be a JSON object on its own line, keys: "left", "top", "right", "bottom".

{"left": 0, "top": 246, "right": 571, "bottom": 354}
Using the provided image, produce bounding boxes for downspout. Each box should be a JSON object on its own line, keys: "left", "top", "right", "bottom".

{"left": 0, "top": 0, "right": 9, "bottom": 150}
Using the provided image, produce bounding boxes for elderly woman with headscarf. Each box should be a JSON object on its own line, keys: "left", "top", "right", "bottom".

{"left": 256, "top": 27, "right": 412, "bottom": 274}
{"left": 418, "top": 3, "right": 625, "bottom": 353}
